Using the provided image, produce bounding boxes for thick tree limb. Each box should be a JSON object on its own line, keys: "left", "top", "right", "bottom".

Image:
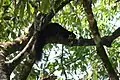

{"left": 0, "top": 27, "right": 120, "bottom": 55}
{"left": 0, "top": 51, "right": 10, "bottom": 79}
{"left": 11, "top": 48, "right": 35, "bottom": 80}
{"left": 83, "top": 0, "right": 119, "bottom": 79}
{"left": 47, "top": 27, "right": 120, "bottom": 47}
{"left": 0, "top": 36, "right": 28, "bottom": 56}
{"left": 28, "top": 0, "right": 72, "bottom": 35}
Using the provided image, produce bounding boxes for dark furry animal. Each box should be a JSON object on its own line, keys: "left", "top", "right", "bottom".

{"left": 35, "top": 23, "right": 76, "bottom": 61}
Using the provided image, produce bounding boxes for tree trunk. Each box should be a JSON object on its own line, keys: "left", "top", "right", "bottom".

{"left": 0, "top": 51, "right": 10, "bottom": 80}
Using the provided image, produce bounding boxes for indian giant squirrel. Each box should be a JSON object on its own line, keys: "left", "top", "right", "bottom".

{"left": 35, "top": 23, "right": 76, "bottom": 61}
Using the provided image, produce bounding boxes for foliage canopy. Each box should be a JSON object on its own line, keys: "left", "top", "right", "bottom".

{"left": 0, "top": 0, "right": 120, "bottom": 80}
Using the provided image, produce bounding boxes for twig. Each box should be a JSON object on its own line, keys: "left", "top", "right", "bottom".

{"left": 61, "top": 45, "right": 67, "bottom": 79}
{"left": 5, "top": 36, "right": 34, "bottom": 64}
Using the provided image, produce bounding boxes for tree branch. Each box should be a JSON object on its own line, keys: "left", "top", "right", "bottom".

{"left": 0, "top": 27, "right": 119, "bottom": 55}
{"left": 47, "top": 27, "right": 120, "bottom": 47}
{"left": 83, "top": 0, "right": 119, "bottom": 79}
{"left": 5, "top": 36, "right": 35, "bottom": 64}
{"left": 0, "top": 36, "right": 28, "bottom": 57}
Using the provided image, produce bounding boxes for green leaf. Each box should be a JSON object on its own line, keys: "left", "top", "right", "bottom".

{"left": 27, "top": 2, "right": 34, "bottom": 15}
{"left": 0, "top": 0, "right": 3, "bottom": 8}
{"left": 20, "top": 3, "right": 25, "bottom": 19}
{"left": 40, "top": 0, "right": 50, "bottom": 13}
{"left": 93, "top": 69, "right": 98, "bottom": 80}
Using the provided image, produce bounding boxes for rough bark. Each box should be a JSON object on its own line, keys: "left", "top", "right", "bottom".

{"left": 0, "top": 51, "right": 10, "bottom": 80}
{"left": 83, "top": 0, "right": 119, "bottom": 79}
